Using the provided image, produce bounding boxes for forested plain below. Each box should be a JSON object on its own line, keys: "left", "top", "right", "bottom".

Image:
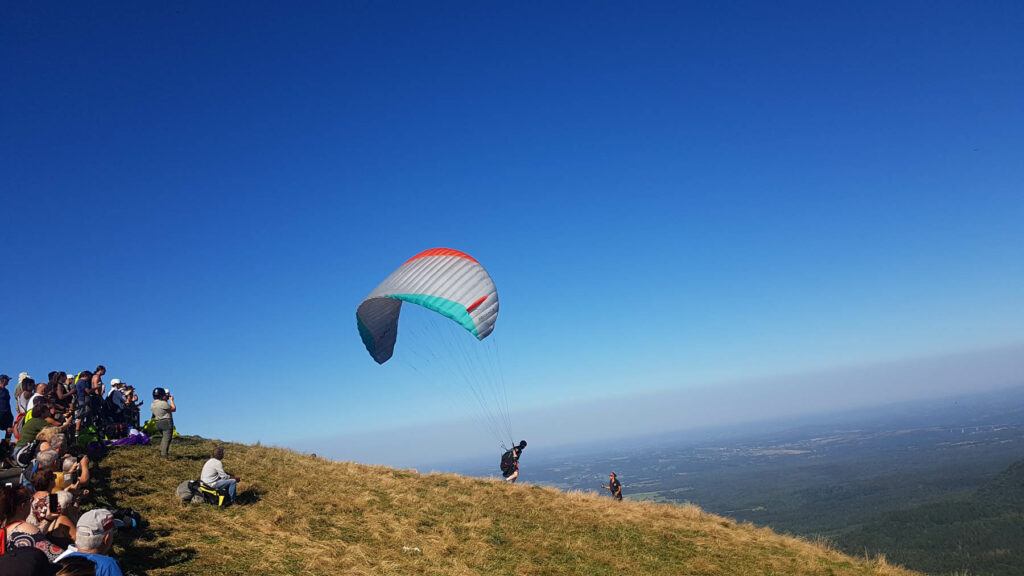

{"left": 456, "top": 386, "right": 1024, "bottom": 576}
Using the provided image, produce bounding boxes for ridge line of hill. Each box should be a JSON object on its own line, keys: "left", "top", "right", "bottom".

{"left": 92, "top": 435, "right": 921, "bottom": 575}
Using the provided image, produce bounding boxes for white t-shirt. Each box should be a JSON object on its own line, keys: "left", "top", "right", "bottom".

{"left": 26, "top": 393, "right": 45, "bottom": 413}
{"left": 201, "top": 458, "right": 230, "bottom": 485}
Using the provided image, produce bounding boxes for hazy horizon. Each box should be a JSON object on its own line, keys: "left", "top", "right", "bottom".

{"left": 292, "top": 344, "right": 1024, "bottom": 469}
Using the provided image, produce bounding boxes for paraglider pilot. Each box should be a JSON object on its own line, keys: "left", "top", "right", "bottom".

{"left": 501, "top": 440, "right": 527, "bottom": 483}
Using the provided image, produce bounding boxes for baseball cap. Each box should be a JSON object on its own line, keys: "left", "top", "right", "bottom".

{"left": 110, "top": 378, "right": 122, "bottom": 386}
{"left": 0, "top": 374, "right": 10, "bottom": 383}
{"left": 77, "top": 508, "right": 116, "bottom": 537}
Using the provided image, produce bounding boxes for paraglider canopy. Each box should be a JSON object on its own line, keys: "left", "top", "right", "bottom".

{"left": 356, "top": 248, "right": 499, "bottom": 364}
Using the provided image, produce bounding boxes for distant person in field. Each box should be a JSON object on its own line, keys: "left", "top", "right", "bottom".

{"left": 603, "top": 472, "right": 623, "bottom": 501}
{"left": 201, "top": 445, "right": 240, "bottom": 503}
{"left": 150, "top": 388, "right": 176, "bottom": 457}
{"left": 500, "top": 440, "right": 527, "bottom": 483}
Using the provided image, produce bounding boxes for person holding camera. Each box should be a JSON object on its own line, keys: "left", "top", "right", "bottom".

{"left": 150, "top": 388, "right": 176, "bottom": 457}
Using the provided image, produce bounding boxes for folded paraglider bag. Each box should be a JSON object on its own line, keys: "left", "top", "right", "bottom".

{"left": 199, "top": 482, "right": 232, "bottom": 507}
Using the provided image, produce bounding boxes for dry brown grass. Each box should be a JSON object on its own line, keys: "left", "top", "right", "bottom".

{"left": 89, "top": 436, "right": 924, "bottom": 576}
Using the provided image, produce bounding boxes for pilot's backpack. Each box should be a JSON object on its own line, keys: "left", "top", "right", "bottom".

{"left": 199, "top": 482, "right": 232, "bottom": 507}
{"left": 500, "top": 449, "right": 515, "bottom": 475}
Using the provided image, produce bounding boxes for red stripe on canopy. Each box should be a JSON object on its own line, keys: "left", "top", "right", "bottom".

{"left": 465, "top": 295, "right": 488, "bottom": 313}
{"left": 403, "top": 247, "right": 479, "bottom": 265}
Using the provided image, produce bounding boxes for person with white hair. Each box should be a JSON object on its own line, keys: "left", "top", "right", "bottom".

{"left": 64, "top": 508, "right": 124, "bottom": 576}
{"left": 49, "top": 490, "right": 80, "bottom": 549}
{"left": 57, "top": 454, "right": 91, "bottom": 492}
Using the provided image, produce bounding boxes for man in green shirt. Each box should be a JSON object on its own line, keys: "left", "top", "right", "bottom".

{"left": 14, "top": 403, "right": 51, "bottom": 462}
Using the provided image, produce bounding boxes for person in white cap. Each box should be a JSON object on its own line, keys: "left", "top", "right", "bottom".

{"left": 107, "top": 380, "right": 127, "bottom": 411}
{"left": 64, "top": 508, "right": 124, "bottom": 576}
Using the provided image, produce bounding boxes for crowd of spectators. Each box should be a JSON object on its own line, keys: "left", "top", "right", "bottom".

{"left": 0, "top": 366, "right": 154, "bottom": 576}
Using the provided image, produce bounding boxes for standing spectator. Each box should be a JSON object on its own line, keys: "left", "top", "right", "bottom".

{"left": 64, "top": 508, "right": 123, "bottom": 576}
{"left": 124, "top": 387, "right": 140, "bottom": 429}
{"left": 16, "top": 377, "right": 35, "bottom": 415}
{"left": 55, "top": 372, "right": 75, "bottom": 410}
{"left": 73, "top": 372, "right": 93, "bottom": 438}
{"left": 150, "top": 388, "right": 176, "bottom": 457}
{"left": 26, "top": 380, "right": 47, "bottom": 413}
{"left": 0, "top": 374, "right": 13, "bottom": 440}
{"left": 90, "top": 367, "right": 106, "bottom": 399}
{"left": 201, "top": 445, "right": 240, "bottom": 503}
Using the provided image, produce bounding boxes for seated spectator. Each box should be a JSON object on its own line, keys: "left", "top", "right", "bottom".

{"left": 0, "top": 546, "right": 56, "bottom": 576}
{"left": 35, "top": 427, "right": 61, "bottom": 452}
{"left": 23, "top": 450, "right": 60, "bottom": 489}
{"left": 30, "top": 468, "right": 57, "bottom": 496}
{"left": 48, "top": 490, "right": 79, "bottom": 549}
{"left": 2, "top": 484, "right": 65, "bottom": 561}
{"left": 201, "top": 445, "right": 240, "bottom": 503}
{"left": 56, "top": 555, "right": 97, "bottom": 576}
{"left": 64, "top": 508, "right": 123, "bottom": 576}
{"left": 57, "top": 455, "right": 90, "bottom": 492}
{"left": 14, "top": 406, "right": 54, "bottom": 462}
{"left": 44, "top": 433, "right": 67, "bottom": 458}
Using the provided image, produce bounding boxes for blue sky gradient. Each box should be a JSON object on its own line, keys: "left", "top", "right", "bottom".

{"left": 3, "top": 2, "right": 1023, "bottom": 461}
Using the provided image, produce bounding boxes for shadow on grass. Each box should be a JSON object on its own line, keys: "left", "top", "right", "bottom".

{"left": 82, "top": 443, "right": 201, "bottom": 576}
{"left": 234, "top": 487, "right": 261, "bottom": 506}
{"left": 118, "top": 528, "right": 198, "bottom": 576}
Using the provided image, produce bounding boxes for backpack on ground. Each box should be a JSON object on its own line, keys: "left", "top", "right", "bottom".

{"left": 176, "top": 480, "right": 205, "bottom": 505}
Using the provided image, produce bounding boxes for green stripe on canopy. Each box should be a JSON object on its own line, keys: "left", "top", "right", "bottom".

{"left": 387, "top": 293, "right": 480, "bottom": 338}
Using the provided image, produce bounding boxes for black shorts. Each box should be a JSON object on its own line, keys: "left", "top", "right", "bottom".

{"left": 0, "top": 413, "right": 12, "bottom": 430}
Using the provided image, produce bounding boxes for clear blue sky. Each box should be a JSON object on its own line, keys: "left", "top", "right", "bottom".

{"left": 3, "top": 2, "right": 1023, "bottom": 463}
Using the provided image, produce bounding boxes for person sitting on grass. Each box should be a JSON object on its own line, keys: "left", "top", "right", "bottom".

{"left": 2, "top": 484, "right": 65, "bottom": 561}
{"left": 56, "top": 554, "right": 100, "bottom": 576}
{"left": 49, "top": 490, "right": 80, "bottom": 550}
{"left": 64, "top": 508, "right": 123, "bottom": 576}
{"left": 14, "top": 406, "right": 54, "bottom": 463}
{"left": 57, "top": 455, "right": 90, "bottom": 493}
{"left": 201, "top": 445, "right": 240, "bottom": 503}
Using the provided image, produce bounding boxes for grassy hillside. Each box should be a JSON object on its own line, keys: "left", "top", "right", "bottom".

{"left": 89, "top": 436, "right": 921, "bottom": 575}
{"left": 839, "top": 459, "right": 1024, "bottom": 576}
